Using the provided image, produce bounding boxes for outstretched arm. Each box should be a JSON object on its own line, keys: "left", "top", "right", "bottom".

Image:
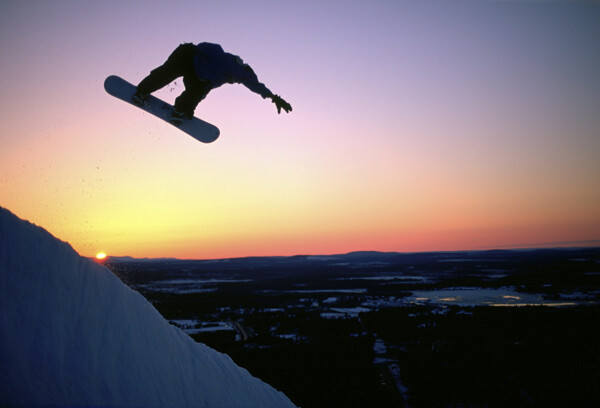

{"left": 245, "top": 80, "right": 292, "bottom": 114}
{"left": 234, "top": 62, "right": 292, "bottom": 114}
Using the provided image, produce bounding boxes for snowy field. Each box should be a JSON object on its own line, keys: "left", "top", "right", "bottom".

{"left": 131, "top": 276, "right": 597, "bottom": 309}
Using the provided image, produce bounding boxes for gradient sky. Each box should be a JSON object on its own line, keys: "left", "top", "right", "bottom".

{"left": 1, "top": 0, "right": 599, "bottom": 259}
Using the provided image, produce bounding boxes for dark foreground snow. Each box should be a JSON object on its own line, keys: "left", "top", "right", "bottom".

{"left": 0, "top": 206, "right": 296, "bottom": 407}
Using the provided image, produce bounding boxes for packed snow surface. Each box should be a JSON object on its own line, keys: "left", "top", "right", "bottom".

{"left": 0, "top": 206, "right": 295, "bottom": 407}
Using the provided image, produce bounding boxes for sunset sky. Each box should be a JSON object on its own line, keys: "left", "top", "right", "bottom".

{"left": 1, "top": 0, "right": 599, "bottom": 259}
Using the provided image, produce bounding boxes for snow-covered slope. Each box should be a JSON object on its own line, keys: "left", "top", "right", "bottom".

{"left": 0, "top": 206, "right": 296, "bottom": 407}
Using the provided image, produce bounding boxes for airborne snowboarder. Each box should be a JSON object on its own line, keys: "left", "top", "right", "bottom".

{"left": 132, "top": 42, "right": 293, "bottom": 125}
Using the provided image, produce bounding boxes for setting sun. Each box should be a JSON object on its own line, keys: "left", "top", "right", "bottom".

{"left": 96, "top": 252, "right": 107, "bottom": 260}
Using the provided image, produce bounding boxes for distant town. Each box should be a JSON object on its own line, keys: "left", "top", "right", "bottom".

{"left": 107, "top": 248, "right": 600, "bottom": 408}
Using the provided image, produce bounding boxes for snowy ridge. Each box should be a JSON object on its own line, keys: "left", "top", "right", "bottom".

{"left": 0, "top": 206, "right": 295, "bottom": 407}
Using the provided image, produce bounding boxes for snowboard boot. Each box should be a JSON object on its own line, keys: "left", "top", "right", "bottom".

{"left": 131, "top": 91, "right": 148, "bottom": 107}
{"left": 170, "top": 108, "right": 186, "bottom": 126}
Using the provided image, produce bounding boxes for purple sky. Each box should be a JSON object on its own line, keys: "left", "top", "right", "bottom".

{"left": 1, "top": 0, "right": 599, "bottom": 258}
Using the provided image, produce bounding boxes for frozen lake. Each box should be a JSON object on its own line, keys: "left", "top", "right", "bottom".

{"left": 407, "top": 287, "right": 574, "bottom": 307}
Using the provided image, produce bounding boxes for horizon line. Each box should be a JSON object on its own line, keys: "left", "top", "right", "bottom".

{"left": 98, "top": 241, "right": 600, "bottom": 262}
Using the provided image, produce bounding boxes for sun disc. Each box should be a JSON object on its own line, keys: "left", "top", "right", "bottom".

{"left": 96, "top": 252, "right": 107, "bottom": 260}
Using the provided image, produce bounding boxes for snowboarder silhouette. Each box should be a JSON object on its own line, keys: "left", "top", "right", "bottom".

{"left": 133, "top": 42, "right": 292, "bottom": 125}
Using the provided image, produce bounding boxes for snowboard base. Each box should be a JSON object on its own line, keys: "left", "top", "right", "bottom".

{"left": 104, "top": 75, "right": 219, "bottom": 144}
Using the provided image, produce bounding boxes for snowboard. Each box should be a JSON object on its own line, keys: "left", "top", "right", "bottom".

{"left": 104, "top": 75, "right": 220, "bottom": 143}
